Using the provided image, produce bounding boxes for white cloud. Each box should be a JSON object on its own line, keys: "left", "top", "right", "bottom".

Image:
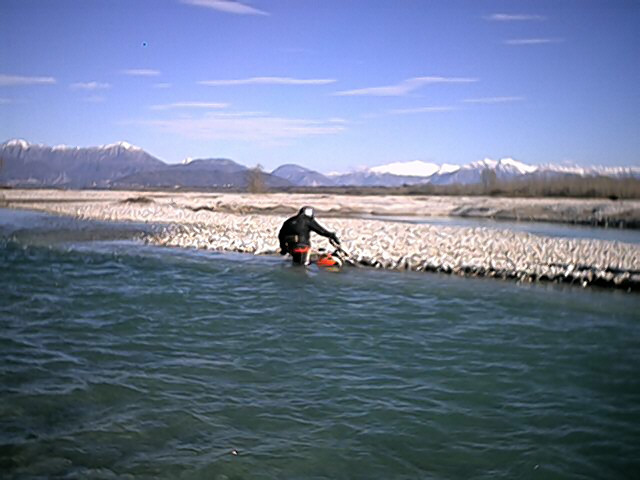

{"left": 153, "top": 83, "right": 172, "bottom": 89}
{"left": 150, "top": 101, "right": 230, "bottom": 110}
{"left": 121, "top": 69, "right": 161, "bottom": 76}
{"left": 505, "top": 38, "right": 564, "bottom": 45}
{"left": 136, "top": 111, "right": 344, "bottom": 142}
{"left": 334, "top": 76, "right": 477, "bottom": 96}
{"left": 70, "top": 81, "right": 111, "bottom": 90}
{"left": 180, "top": 0, "right": 268, "bottom": 16}
{"left": 485, "top": 13, "right": 545, "bottom": 21}
{"left": 389, "top": 106, "right": 457, "bottom": 115}
{"left": 198, "top": 76, "right": 336, "bottom": 86}
{"left": 463, "top": 96, "right": 525, "bottom": 104}
{"left": 0, "top": 74, "right": 56, "bottom": 86}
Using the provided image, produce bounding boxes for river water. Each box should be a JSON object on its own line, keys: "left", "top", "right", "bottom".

{"left": 361, "top": 214, "right": 640, "bottom": 244}
{"left": 1, "top": 209, "right": 639, "bottom": 479}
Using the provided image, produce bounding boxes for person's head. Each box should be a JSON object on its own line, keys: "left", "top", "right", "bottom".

{"left": 298, "top": 206, "right": 315, "bottom": 218}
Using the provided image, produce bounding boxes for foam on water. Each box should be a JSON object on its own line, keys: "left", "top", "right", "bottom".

{"left": 1, "top": 210, "right": 639, "bottom": 479}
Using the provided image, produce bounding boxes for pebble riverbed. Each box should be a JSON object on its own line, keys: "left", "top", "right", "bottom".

{"left": 11, "top": 196, "right": 637, "bottom": 291}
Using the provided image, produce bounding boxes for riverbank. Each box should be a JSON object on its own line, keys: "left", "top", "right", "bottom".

{"left": 3, "top": 189, "right": 639, "bottom": 290}
{"left": 3, "top": 189, "right": 640, "bottom": 227}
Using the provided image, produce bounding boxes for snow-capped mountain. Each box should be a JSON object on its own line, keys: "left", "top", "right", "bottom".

{"left": 2, "top": 139, "right": 638, "bottom": 189}
{"left": 436, "top": 163, "right": 461, "bottom": 175}
{"left": 428, "top": 157, "right": 539, "bottom": 185}
{"left": 364, "top": 157, "right": 639, "bottom": 186}
{"left": 271, "top": 164, "right": 335, "bottom": 187}
{"left": 0, "top": 139, "right": 164, "bottom": 187}
{"left": 271, "top": 163, "right": 436, "bottom": 187}
{"left": 0, "top": 139, "right": 290, "bottom": 189}
{"left": 326, "top": 170, "right": 431, "bottom": 187}
{"left": 539, "top": 164, "right": 640, "bottom": 179}
{"left": 370, "top": 160, "right": 440, "bottom": 177}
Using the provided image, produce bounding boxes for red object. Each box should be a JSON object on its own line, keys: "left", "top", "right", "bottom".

{"left": 293, "top": 246, "right": 310, "bottom": 253}
{"left": 317, "top": 255, "right": 338, "bottom": 267}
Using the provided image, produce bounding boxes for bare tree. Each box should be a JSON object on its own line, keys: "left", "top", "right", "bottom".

{"left": 481, "top": 168, "right": 498, "bottom": 192}
{"left": 247, "top": 163, "right": 266, "bottom": 193}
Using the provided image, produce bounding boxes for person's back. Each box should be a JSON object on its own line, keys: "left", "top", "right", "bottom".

{"left": 278, "top": 206, "right": 339, "bottom": 264}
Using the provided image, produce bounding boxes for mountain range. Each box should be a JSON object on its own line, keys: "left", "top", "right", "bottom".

{"left": 0, "top": 139, "right": 289, "bottom": 189}
{"left": 1, "top": 139, "right": 638, "bottom": 189}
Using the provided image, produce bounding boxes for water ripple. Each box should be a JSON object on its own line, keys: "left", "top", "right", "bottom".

{"left": 1, "top": 225, "right": 640, "bottom": 478}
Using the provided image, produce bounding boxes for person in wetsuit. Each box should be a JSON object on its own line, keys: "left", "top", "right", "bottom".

{"left": 278, "top": 206, "right": 340, "bottom": 265}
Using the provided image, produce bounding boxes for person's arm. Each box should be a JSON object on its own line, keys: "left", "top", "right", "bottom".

{"left": 309, "top": 218, "right": 340, "bottom": 244}
{"left": 278, "top": 226, "right": 288, "bottom": 254}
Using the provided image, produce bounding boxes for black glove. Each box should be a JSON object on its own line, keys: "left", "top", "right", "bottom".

{"left": 280, "top": 247, "right": 287, "bottom": 255}
{"left": 330, "top": 233, "right": 340, "bottom": 245}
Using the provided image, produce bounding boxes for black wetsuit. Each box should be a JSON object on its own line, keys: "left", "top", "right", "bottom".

{"left": 278, "top": 209, "right": 338, "bottom": 264}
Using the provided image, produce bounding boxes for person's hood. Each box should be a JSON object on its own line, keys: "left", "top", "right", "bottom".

{"left": 298, "top": 206, "right": 315, "bottom": 218}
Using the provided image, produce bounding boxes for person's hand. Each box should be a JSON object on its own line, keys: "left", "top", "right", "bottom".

{"left": 280, "top": 248, "right": 287, "bottom": 255}
{"left": 330, "top": 233, "right": 340, "bottom": 245}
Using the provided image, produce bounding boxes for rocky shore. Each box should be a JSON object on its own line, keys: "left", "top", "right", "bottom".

{"left": 148, "top": 215, "right": 640, "bottom": 291}
{"left": 3, "top": 189, "right": 639, "bottom": 291}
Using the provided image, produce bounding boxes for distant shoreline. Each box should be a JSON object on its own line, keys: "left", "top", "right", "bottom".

{"left": 2, "top": 188, "right": 639, "bottom": 229}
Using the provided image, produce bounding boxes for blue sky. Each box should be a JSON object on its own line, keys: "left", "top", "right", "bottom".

{"left": 1, "top": 0, "right": 639, "bottom": 172}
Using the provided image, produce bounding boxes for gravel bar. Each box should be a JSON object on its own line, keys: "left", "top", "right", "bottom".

{"left": 3, "top": 190, "right": 637, "bottom": 292}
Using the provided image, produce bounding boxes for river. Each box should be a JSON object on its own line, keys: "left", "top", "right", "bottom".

{"left": 1, "top": 209, "right": 639, "bottom": 479}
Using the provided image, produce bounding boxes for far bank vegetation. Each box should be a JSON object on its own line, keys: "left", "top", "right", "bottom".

{"left": 285, "top": 172, "right": 640, "bottom": 200}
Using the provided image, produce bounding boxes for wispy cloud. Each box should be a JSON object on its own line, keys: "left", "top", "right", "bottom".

{"left": 135, "top": 111, "right": 344, "bottom": 142}
{"left": 84, "top": 95, "right": 106, "bottom": 103}
{"left": 0, "top": 74, "right": 56, "bottom": 86}
{"left": 389, "top": 106, "right": 457, "bottom": 115}
{"left": 505, "top": 38, "right": 564, "bottom": 45}
{"left": 0, "top": 98, "right": 15, "bottom": 104}
{"left": 150, "top": 101, "right": 230, "bottom": 110}
{"left": 121, "top": 69, "right": 161, "bottom": 77}
{"left": 180, "top": 0, "right": 268, "bottom": 16}
{"left": 198, "top": 76, "right": 336, "bottom": 86}
{"left": 485, "top": 13, "right": 545, "bottom": 21}
{"left": 463, "top": 96, "right": 525, "bottom": 104}
{"left": 153, "top": 83, "right": 172, "bottom": 89}
{"left": 334, "top": 76, "right": 477, "bottom": 97}
{"left": 70, "top": 81, "right": 111, "bottom": 90}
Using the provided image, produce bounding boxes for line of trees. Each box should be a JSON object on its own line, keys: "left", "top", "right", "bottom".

{"left": 404, "top": 172, "right": 640, "bottom": 199}
{"left": 280, "top": 172, "right": 640, "bottom": 199}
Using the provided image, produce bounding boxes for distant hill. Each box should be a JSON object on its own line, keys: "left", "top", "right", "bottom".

{"left": 115, "top": 158, "right": 291, "bottom": 189}
{"left": 271, "top": 164, "right": 335, "bottom": 187}
{"left": 271, "top": 163, "right": 433, "bottom": 187}
{"left": 327, "top": 170, "right": 430, "bottom": 187}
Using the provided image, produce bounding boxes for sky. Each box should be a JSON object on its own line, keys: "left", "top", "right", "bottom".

{"left": 1, "top": 0, "right": 639, "bottom": 172}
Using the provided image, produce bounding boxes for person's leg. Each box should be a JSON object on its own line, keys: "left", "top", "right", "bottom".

{"left": 289, "top": 244, "right": 310, "bottom": 265}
